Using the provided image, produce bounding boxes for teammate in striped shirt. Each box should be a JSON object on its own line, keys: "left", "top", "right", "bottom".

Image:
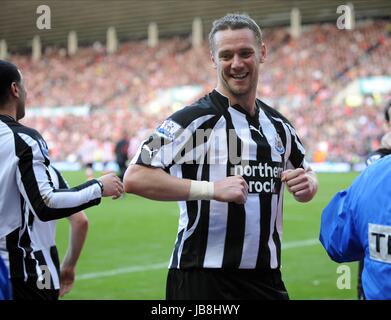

{"left": 22, "top": 166, "right": 89, "bottom": 299}
{"left": 124, "top": 14, "right": 318, "bottom": 299}
{"left": 0, "top": 60, "right": 124, "bottom": 299}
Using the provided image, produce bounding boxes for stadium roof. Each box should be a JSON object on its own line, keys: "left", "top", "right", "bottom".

{"left": 1, "top": 0, "right": 390, "bottom": 51}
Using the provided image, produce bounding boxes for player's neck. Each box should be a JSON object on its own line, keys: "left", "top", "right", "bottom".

{"left": 0, "top": 104, "right": 17, "bottom": 121}
{"left": 234, "top": 97, "right": 256, "bottom": 116}
{"left": 225, "top": 91, "right": 257, "bottom": 116}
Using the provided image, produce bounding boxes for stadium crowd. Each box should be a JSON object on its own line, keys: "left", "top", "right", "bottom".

{"left": 11, "top": 20, "right": 391, "bottom": 164}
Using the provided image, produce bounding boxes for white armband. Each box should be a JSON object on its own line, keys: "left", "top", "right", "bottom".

{"left": 188, "top": 180, "right": 214, "bottom": 201}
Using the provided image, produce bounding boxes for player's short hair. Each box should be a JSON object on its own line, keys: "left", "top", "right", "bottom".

{"left": 208, "top": 13, "right": 263, "bottom": 55}
{"left": 0, "top": 60, "right": 21, "bottom": 106}
{"left": 384, "top": 100, "right": 391, "bottom": 124}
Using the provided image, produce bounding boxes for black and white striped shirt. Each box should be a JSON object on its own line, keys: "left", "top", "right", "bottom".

{"left": 132, "top": 90, "right": 309, "bottom": 270}
{"left": 0, "top": 114, "right": 101, "bottom": 282}
{"left": 25, "top": 166, "right": 70, "bottom": 290}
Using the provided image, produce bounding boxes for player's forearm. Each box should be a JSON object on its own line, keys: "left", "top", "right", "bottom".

{"left": 124, "top": 164, "right": 191, "bottom": 201}
{"left": 63, "top": 212, "right": 89, "bottom": 267}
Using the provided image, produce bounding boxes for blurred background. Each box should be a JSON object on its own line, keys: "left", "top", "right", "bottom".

{"left": 1, "top": 0, "right": 390, "bottom": 299}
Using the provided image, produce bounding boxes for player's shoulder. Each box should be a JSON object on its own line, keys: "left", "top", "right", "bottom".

{"left": 3, "top": 120, "right": 44, "bottom": 142}
{"left": 168, "top": 93, "right": 221, "bottom": 128}
{"left": 360, "top": 154, "right": 391, "bottom": 190}
{"left": 366, "top": 148, "right": 391, "bottom": 166}
{"left": 257, "top": 99, "right": 294, "bottom": 126}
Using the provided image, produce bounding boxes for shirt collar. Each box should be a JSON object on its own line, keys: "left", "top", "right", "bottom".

{"left": 0, "top": 114, "right": 16, "bottom": 122}
{"left": 212, "top": 89, "right": 259, "bottom": 119}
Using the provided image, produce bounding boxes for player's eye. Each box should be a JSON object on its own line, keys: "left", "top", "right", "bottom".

{"left": 219, "top": 53, "right": 232, "bottom": 60}
{"left": 240, "top": 51, "right": 253, "bottom": 58}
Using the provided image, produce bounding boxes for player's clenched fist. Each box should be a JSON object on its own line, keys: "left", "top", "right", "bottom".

{"left": 213, "top": 175, "right": 248, "bottom": 204}
{"left": 98, "top": 173, "right": 124, "bottom": 199}
{"left": 281, "top": 168, "right": 317, "bottom": 202}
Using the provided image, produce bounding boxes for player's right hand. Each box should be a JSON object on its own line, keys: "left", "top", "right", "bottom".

{"left": 213, "top": 175, "right": 248, "bottom": 204}
{"left": 98, "top": 173, "right": 124, "bottom": 199}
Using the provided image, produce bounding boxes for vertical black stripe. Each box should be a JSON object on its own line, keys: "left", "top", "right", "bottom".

{"left": 257, "top": 194, "right": 272, "bottom": 268}
{"left": 222, "top": 110, "right": 245, "bottom": 268}
{"left": 49, "top": 246, "right": 60, "bottom": 282}
{"left": 273, "top": 195, "right": 282, "bottom": 267}
{"left": 6, "top": 229, "right": 25, "bottom": 279}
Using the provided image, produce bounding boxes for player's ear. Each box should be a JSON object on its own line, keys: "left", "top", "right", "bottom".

{"left": 259, "top": 43, "right": 266, "bottom": 64}
{"left": 10, "top": 82, "right": 20, "bottom": 98}
{"left": 210, "top": 51, "right": 217, "bottom": 69}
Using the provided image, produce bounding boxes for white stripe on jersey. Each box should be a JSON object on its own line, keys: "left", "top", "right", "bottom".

{"left": 268, "top": 194, "right": 279, "bottom": 268}
{"left": 228, "top": 107, "right": 256, "bottom": 160}
{"left": 258, "top": 109, "right": 282, "bottom": 162}
{"left": 240, "top": 195, "right": 261, "bottom": 268}
{"left": 42, "top": 248, "right": 60, "bottom": 289}
{"left": 285, "top": 122, "right": 306, "bottom": 155}
{"left": 0, "top": 121, "right": 22, "bottom": 238}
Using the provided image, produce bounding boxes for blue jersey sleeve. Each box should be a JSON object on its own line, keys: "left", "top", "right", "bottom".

{"left": 319, "top": 188, "right": 363, "bottom": 262}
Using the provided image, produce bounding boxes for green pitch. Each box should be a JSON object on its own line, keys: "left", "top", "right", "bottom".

{"left": 56, "top": 171, "right": 359, "bottom": 300}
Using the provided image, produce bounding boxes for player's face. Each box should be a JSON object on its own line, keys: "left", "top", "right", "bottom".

{"left": 211, "top": 28, "right": 265, "bottom": 101}
{"left": 15, "top": 70, "right": 26, "bottom": 120}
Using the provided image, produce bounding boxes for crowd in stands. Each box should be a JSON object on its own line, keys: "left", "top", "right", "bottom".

{"left": 11, "top": 19, "right": 391, "bottom": 164}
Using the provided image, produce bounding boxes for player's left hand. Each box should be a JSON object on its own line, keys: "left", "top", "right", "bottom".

{"left": 281, "top": 168, "right": 317, "bottom": 202}
{"left": 59, "top": 265, "right": 76, "bottom": 297}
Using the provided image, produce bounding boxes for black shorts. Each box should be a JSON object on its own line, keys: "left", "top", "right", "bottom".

{"left": 166, "top": 268, "right": 289, "bottom": 300}
{"left": 11, "top": 278, "right": 59, "bottom": 300}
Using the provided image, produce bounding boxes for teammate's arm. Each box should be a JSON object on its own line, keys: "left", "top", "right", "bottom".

{"left": 124, "top": 164, "right": 248, "bottom": 204}
{"left": 59, "top": 211, "right": 88, "bottom": 297}
{"left": 17, "top": 138, "right": 123, "bottom": 221}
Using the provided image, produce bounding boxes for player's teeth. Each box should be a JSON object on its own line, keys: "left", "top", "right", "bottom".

{"left": 233, "top": 74, "right": 246, "bottom": 79}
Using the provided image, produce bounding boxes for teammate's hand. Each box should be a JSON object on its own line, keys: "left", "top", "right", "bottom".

{"left": 213, "top": 175, "right": 248, "bottom": 204}
{"left": 98, "top": 173, "right": 124, "bottom": 199}
{"left": 281, "top": 168, "right": 317, "bottom": 202}
{"left": 59, "top": 265, "right": 75, "bottom": 297}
